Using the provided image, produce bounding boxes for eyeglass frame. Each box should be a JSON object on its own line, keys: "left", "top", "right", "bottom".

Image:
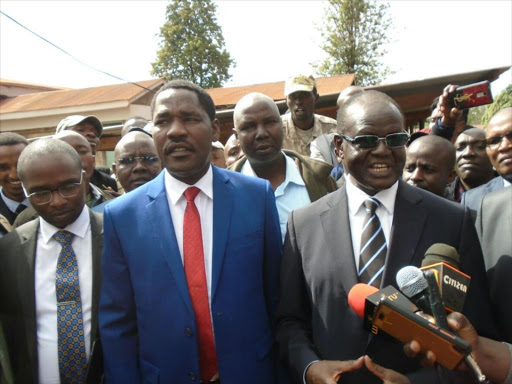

{"left": 339, "top": 131, "right": 410, "bottom": 150}
{"left": 117, "top": 155, "right": 160, "bottom": 167}
{"left": 486, "top": 131, "right": 512, "bottom": 150}
{"left": 22, "top": 170, "right": 85, "bottom": 205}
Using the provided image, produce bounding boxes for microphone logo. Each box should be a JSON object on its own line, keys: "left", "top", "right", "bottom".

{"left": 443, "top": 274, "right": 468, "bottom": 292}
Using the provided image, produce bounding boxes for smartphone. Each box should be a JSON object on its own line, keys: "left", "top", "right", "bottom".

{"left": 449, "top": 81, "right": 493, "bottom": 110}
{"left": 371, "top": 297, "right": 471, "bottom": 370}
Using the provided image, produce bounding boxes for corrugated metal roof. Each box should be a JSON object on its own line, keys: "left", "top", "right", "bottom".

{"left": 0, "top": 78, "right": 68, "bottom": 91}
{"left": 207, "top": 74, "right": 355, "bottom": 108}
{"left": 0, "top": 78, "right": 164, "bottom": 114}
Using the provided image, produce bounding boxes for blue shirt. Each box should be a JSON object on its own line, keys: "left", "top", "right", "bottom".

{"left": 241, "top": 152, "right": 311, "bottom": 242}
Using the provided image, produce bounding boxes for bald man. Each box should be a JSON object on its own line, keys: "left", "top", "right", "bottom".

{"left": 403, "top": 135, "right": 456, "bottom": 198}
{"left": 121, "top": 116, "right": 150, "bottom": 137}
{"left": 113, "top": 131, "right": 161, "bottom": 193}
{"left": 231, "top": 92, "right": 336, "bottom": 242}
{"left": 336, "top": 85, "right": 365, "bottom": 109}
{"left": 462, "top": 107, "right": 512, "bottom": 213}
{"left": 448, "top": 128, "right": 495, "bottom": 202}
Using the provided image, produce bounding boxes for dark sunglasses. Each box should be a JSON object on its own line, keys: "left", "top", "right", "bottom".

{"left": 486, "top": 131, "right": 512, "bottom": 149}
{"left": 118, "top": 155, "right": 159, "bottom": 166}
{"left": 340, "top": 132, "right": 409, "bottom": 149}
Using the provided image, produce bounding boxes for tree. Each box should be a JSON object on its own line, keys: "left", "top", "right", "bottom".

{"left": 151, "top": 0, "right": 234, "bottom": 89}
{"left": 315, "top": 0, "right": 392, "bottom": 86}
{"left": 481, "top": 84, "right": 512, "bottom": 126}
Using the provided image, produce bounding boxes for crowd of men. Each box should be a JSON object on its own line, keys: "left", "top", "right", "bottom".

{"left": 0, "top": 74, "right": 511, "bottom": 384}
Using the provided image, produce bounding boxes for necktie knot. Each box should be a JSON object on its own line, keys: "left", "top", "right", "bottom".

{"left": 363, "top": 198, "right": 381, "bottom": 214}
{"left": 184, "top": 186, "right": 201, "bottom": 203}
{"left": 53, "top": 230, "right": 74, "bottom": 247}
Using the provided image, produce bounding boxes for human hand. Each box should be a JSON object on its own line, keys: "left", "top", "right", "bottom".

{"left": 437, "top": 84, "right": 461, "bottom": 127}
{"left": 363, "top": 355, "right": 411, "bottom": 384}
{"left": 305, "top": 357, "right": 364, "bottom": 384}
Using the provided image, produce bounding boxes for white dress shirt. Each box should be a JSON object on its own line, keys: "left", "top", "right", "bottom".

{"left": 0, "top": 187, "right": 30, "bottom": 212}
{"left": 164, "top": 166, "right": 214, "bottom": 302}
{"left": 345, "top": 174, "right": 398, "bottom": 270}
{"left": 35, "top": 206, "right": 92, "bottom": 384}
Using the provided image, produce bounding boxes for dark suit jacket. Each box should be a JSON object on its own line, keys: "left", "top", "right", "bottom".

{"left": 476, "top": 187, "right": 512, "bottom": 343}
{"left": 99, "top": 168, "right": 283, "bottom": 383}
{"left": 0, "top": 209, "right": 103, "bottom": 383}
{"left": 276, "top": 181, "right": 496, "bottom": 383}
{"left": 461, "top": 176, "right": 506, "bottom": 214}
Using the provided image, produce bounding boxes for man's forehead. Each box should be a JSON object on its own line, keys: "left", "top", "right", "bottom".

{"left": 345, "top": 101, "right": 403, "bottom": 129}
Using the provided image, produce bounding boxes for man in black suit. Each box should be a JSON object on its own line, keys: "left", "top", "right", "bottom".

{"left": 276, "top": 91, "right": 496, "bottom": 384}
{"left": 0, "top": 132, "right": 29, "bottom": 236}
{"left": 0, "top": 138, "right": 103, "bottom": 383}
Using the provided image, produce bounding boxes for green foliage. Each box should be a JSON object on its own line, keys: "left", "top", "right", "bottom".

{"left": 481, "top": 84, "right": 512, "bottom": 126}
{"left": 467, "top": 105, "right": 487, "bottom": 126}
{"left": 151, "top": 0, "right": 234, "bottom": 88}
{"left": 315, "top": 0, "right": 392, "bottom": 86}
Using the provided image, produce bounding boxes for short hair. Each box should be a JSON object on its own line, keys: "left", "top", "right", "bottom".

{"left": 18, "top": 138, "right": 82, "bottom": 180}
{"left": 409, "top": 135, "right": 456, "bottom": 170}
{"left": 150, "top": 80, "right": 216, "bottom": 121}
{"left": 0, "top": 132, "right": 29, "bottom": 147}
{"left": 336, "top": 90, "right": 404, "bottom": 134}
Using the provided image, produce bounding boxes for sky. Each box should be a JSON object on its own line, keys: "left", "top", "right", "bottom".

{"left": 1, "top": 0, "right": 511, "bottom": 95}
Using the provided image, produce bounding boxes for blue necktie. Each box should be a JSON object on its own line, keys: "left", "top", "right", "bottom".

{"left": 53, "top": 230, "right": 88, "bottom": 384}
{"left": 358, "top": 198, "right": 387, "bottom": 288}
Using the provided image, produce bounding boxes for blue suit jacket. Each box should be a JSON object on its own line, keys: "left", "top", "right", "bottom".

{"left": 99, "top": 167, "right": 283, "bottom": 384}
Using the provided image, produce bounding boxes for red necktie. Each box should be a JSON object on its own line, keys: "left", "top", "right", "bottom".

{"left": 183, "top": 187, "right": 218, "bottom": 382}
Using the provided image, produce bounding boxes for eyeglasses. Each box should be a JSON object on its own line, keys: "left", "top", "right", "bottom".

{"left": 486, "top": 131, "right": 512, "bottom": 149}
{"left": 118, "top": 155, "right": 159, "bottom": 167}
{"left": 23, "top": 170, "right": 85, "bottom": 205}
{"left": 340, "top": 132, "right": 409, "bottom": 150}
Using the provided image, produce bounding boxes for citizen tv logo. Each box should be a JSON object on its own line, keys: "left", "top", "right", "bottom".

{"left": 443, "top": 274, "right": 467, "bottom": 292}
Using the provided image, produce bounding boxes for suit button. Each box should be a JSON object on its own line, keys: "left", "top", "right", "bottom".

{"left": 185, "top": 327, "right": 193, "bottom": 336}
{"left": 188, "top": 371, "right": 197, "bottom": 381}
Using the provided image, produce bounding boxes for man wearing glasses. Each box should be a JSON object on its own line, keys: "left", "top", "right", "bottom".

{"left": 112, "top": 130, "right": 162, "bottom": 194}
{"left": 462, "top": 107, "right": 512, "bottom": 213}
{"left": 0, "top": 139, "right": 103, "bottom": 383}
{"left": 276, "top": 91, "right": 496, "bottom": 384}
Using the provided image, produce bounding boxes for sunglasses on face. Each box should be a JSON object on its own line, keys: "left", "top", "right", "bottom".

{"left": 118, "top": 155, "right": 159, "bottom": 167}
{"left": 340, "top": 132, "right": 409, "bottom": 150}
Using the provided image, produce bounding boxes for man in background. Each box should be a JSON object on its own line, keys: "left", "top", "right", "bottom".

{"left": 56, "top": 114, "right": 118, "bottom": 192}
{"left": 210, "top": 141, "right": 226, "bottom": 168}
{"left": 403, "top": 135, "right": 456, "bottom": 198}
{"left": 224, "top": 133, "right": 243, "bottom": 167}
{"left": 0, "top": 132, "right": 29, "bottom": 237}
{"left": 281, "top": 74, "right": 337, "bottom": 157}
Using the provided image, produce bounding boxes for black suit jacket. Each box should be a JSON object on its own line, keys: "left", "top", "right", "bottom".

{"left": 0, "top": 209, "right": 103, "bottom": 383}
{"left": 276, "top": 181, "right": 496, "bottom": 383}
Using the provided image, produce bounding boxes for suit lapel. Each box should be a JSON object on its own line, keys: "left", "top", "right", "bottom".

{"left": 15, "top": 220, "right": 39, "bottom": 380}
{"left": 211, "top": 168, "right": 233, "bottom": 301}
{"left": 89, "top": 210, "right": 103, "bottom": 343}
{"left": 320, "top": 186, "right": 359, "bottom": 294}
{"left": 146, "top": 173, "right": 193, "bottom": 313}
{"left": 382, "top": 181, "right": 427, "bottom": 286}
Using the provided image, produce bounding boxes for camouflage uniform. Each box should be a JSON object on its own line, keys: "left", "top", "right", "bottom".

{"left": 281, "top": 113, "right": 337, "bottom": 157}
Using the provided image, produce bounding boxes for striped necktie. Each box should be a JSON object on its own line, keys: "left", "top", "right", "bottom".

{"left": 358, "top": 198, "right": 387, "bottom": 288}
{"left": 53, "top": 230, "right": 88, "bottom": 384}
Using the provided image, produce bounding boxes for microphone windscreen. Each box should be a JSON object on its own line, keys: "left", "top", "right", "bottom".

{"left": 422, "top": 243, "right": 459, "bottom": 268}
{"left": 348, "top": 283, "right": 378, "bottom": 318}
{"left": 396, "top": 266, "right": 427, "bottom": 298}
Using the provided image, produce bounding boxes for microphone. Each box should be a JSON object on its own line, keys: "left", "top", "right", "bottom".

{"left": 396, "top": 266, "right": 432, "bottom": 315}
{"left": 420, "top": 244, "right": 471, "bottom": 313}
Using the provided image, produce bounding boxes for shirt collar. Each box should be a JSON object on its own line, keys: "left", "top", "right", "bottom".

{"left": 346, "top": 174, "right": 398, "bottom": 216}
{"left": 0, "top": 187, "right": 30, "bottom": 213}
{"left": 39, "top": 205, "right": 90, "bottom": 244}
{"left": 164, "top": 165, "right": 213, "bottom": 206}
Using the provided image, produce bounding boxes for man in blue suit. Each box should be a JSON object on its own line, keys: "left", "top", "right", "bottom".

{"left": 99, "top": 80, "right": 283, "bottom": 383}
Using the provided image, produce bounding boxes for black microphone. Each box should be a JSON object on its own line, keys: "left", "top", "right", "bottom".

{"left": 420, "top": 244, "right": 471, "bottom": 313}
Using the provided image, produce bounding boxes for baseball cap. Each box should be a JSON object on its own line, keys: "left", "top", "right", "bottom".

{"left": 56, "top": 115, "right": 103, "bottom": 136}
{"left": 284, "top": 74, "right": 317, "bottom": 97}
{"left": 212, "top": 141, "right": 225, "bottom": 150}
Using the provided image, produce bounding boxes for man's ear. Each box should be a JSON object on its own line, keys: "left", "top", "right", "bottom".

{"left": 211, "top": 118, "right": 221, "bottom": 142}
{"left": 112, "top": 163, "right": 117, "bottom": 177}
{"left": 447, "top": 169, "right": 457, "bottom": 183}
